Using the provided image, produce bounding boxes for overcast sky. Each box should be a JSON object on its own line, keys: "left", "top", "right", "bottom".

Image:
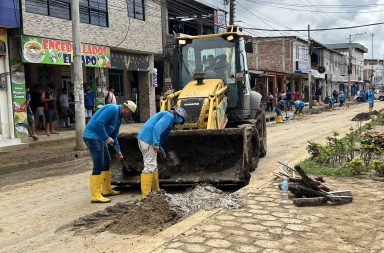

{"left": 201, "top": 0, "right": 384, "bottom": 59}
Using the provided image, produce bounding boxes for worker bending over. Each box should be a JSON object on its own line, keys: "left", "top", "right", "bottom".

{"left": 275, "top": 99, "right": 286, "bottom": 123}
{"left": 83, "top": 101, "right": 137, "bottom": 203}
{"left": 137, "top": 107, "right": 187, "bottom": 199}
{"left": 293, "top": 100, "right": 305, "bottom": 119}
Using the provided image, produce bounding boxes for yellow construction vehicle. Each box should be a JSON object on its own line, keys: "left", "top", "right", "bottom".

{"left": 112, "top": 25, "right": 267, "bottom": 187}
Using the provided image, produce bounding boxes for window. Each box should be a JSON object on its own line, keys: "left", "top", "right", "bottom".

{"left": 25, "top": 0, "right": 108, "bottom": 27}
{"left": 127, "top": 0, "right": 145, "bottom": 20}
{"left": 80, "top": 0, "right": 109, "bottom": 27}
{"left": 26, "top": 0, "right": 70, "bottom": 20}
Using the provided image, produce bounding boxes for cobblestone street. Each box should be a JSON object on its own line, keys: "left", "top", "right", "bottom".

{"left": 154, "top": 177, "right": 384, "bottom": 253}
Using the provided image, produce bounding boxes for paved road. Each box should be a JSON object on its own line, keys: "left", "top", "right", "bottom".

{"left": 0, "top": 102, "right": 383, "bottom": 253}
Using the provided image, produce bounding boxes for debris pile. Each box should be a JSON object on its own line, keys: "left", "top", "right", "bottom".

{"left": 352, "top": 110, "right": 380, "bottom": 121}
{"left": 59, "top": 184, "right": 240, "bottom": 235}
{"left": 275, "top": 163, "right": 353, "bottom": 207}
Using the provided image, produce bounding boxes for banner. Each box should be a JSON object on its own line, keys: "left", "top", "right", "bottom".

{"left": 10, "top": 59, "right": 28, "bottom": 137}
{"left": 22, "top": 35, "right": 111, "bottom": 68}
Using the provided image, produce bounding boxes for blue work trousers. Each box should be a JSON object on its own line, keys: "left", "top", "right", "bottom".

{"left": 83, "top": 137, "right": 111, "bottom": 175}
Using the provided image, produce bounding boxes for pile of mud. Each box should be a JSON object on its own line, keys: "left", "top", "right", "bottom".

{"left": 351, "top": 110, "right": 380, "bottom": 121}
{"left": 59, "top": 185, "right": 240, "bottom": 235}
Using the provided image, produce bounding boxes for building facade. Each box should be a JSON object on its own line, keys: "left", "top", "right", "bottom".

{"left": 363, "top": 59, "right": 384, "bottom": 88}
{"left": 19, "top": 0, "right": 163, "bottom": 122}
{"left": 326, "top": 43, "right": 367, "bottom": 95}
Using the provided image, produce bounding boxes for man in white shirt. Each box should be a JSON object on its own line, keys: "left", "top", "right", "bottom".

{"left": 105, "top": 86, "right": 117, "bottom": 104}
{"left": 59, "top": 88, "right": 74, "bottom": 127}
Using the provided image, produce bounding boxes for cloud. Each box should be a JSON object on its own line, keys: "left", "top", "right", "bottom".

{"left": 202, "top": 0, "right": 384, "bottom": 58}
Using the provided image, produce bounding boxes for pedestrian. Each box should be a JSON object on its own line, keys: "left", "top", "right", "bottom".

{"left": 41, "top": 83, "right": 59, "bottom": 135}
{"left": 84, "top": 85, "right": 96, "bottom": 124}
{"left": 26, "top": 87, "right": 38, "bottom": 140}
{"left": 266, "top": 93, "right": 274, "bottom": 111}
{"left": 286, "top": 89, "right": 292, "bottom": 111}
{"left": 137, "top": 107, "right": 187, "bottom": 199}
{"left": 32, "top": 85, "right": 45, "bottom": 130}
{"left": 293, "top": 100, "right": 305, "bottom": 119}
{"left": 333, "top": 90, "right": 338, "bottom": 103}
{"left": 367, "top": 86, "right": 375, "bottom": 112}
{"left": 338, "top": 90, "right": 346, "bottom": 108}
{"left": 105, "top": 86, "right": 117, "bottom": 104}
{"left": 293, "top": 90, "right": 301, "bottom": 101}
{"left": 83, "top": 100, "right": 137, "bottom": 203}
{"left": 59, "top": 88, "right": 74, "bottom": 127}
{"left": 275, "top": 99, "right": 286, "bottom": 123}
{"left": 315, "top": 88, "right": 321, "bottom": 103}
{"left": 328, "top": 97, "right": 335, "bottom": 110}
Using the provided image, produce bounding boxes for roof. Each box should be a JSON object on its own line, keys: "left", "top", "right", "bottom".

{"left": 325, "top": 43, "right": 368, "bottom": 53}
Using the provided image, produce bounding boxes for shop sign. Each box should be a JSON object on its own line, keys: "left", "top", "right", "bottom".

{"left": 21, "top": 35, "right": 111, "bottom": 68}
{"left": 10, "top": 59, "right": 28, "bottom": 137}
{"left": 110, "top": 52, "right": 149, "bottom": 71}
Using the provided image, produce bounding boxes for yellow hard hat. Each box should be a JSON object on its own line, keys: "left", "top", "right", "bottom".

{"left": 123, "top": 100, "right": 137, "bottom": 113}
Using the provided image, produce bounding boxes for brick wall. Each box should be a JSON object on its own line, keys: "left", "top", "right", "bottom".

{"left": 21, "top": 0, "right": 163, "bottom": 54}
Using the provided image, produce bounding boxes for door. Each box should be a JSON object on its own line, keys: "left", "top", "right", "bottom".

{"left": 108, "top": 70, "right": 124, "bottom": 104}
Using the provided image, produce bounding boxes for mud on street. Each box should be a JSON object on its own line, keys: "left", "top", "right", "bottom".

{"left": 0, "top": 102, "right": 383, "bottom": 253}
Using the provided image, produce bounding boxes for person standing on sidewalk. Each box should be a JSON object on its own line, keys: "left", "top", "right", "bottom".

{"left": 105, "top": 86, "right": 117, "bottom": 104}
{"left": 367, "top": 86, "right": 375, "bottom": 112}
{"left": 26, "top": 87, "right": 38, "bottom": 140}
{"left": 59, "top": 88, "right": 74, "bottom": 128}
{"left": 41, "top": 83, "right": 59, "bottom": 135}
{"left": 137, "top": 107, "right": 187, "bottom": 199}
{"left": 83, "top": 100, "right": 137, "bottom": 203}
{"left": 84, "top": 85, "right": 96, "bottom": 124}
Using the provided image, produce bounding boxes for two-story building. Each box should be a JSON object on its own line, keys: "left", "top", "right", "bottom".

{"left": 363, "top": 59, "right": 383, "bottom": 88}
{"left": 326, "top": 43, "right": 368, "bottom": 95}
{"left": 16, "top": 0, "right": 164, "bottom": 122}
{"left": 247, "top": 36, "right": 309, "bottom": 103}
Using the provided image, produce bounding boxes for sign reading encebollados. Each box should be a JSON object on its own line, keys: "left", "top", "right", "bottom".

{"left": 21, "top": 35, "right": 111, "bottom": 68}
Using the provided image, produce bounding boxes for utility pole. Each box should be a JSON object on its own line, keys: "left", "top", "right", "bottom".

{"left": 229, "top": 0, "right": 235, "bottom": 25}
{"left": 348, "top": 34, "right": 352, "bottom": 97}
{"left": 307, "top": 25, "right": 312, "bottom": 109}
{"left": 371, "top": 33, "right": 374, "bottom": 86}
{"left": 72, "top": 0, "right": 86, "bottom": 150}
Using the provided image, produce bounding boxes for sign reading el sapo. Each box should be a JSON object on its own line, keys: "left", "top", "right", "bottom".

{"left": 22, "top": 35, "right": 111, "bottom": 68}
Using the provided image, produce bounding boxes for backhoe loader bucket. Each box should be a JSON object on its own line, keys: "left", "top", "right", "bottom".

{"left": 111, "top": 125, "right": 260, "bottom": 187}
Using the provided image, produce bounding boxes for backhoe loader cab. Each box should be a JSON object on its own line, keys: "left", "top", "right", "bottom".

{"left": 112, "top": 26, "right": 267, "bottom": 188}
{"left": 172, "top": 29, "right": 255, "bottom": 124}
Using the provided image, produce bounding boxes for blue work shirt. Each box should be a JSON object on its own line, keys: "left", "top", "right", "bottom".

{"left": 83, "top": 104, "right": 122, "bottom": 151}
{"left": 367, "top": 90, "right": 375, "bottom": 101}
{"left": 137, "top": 111, "right": 175, "bottom": 152}
{"left": 294, "top": 100, "right": 304, "bottom": 108}
{"left": 276, "top": 100, "right": 286, "bottom": 110}
{"left": 84, "top": 90, "right": 95, "bottom": 108}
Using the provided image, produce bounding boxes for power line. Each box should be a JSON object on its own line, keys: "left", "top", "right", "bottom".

{"left": 243, "top": 21, "right": 384, "bottom": 32}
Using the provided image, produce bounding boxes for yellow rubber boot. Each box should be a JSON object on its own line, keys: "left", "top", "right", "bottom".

{"left": 368, "top": 107, "right": 372, "bottom": 112}
{"left": 152, "top": 170, "right": 160, "bottom": 192}
{"left": 90, "top": 175, "right": 111, "bottom": 203}
{"left": 101, "top": 170, "right": 120, "bottom": 196}
{"left": 298, "top": 112, "right": 303, "bottom": 119}
{"left": 141, "top": 172, "right": 153, "bottom": 199}
{"left": 276, "top": 115, "right": 283, "bottom": 123}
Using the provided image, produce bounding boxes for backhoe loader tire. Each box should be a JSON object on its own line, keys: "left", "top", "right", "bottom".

{"left": 256, "top": 110, "right": 267, "bottom": 158}
{"left": 244, "top": 125, "right": 260, "bottom": 173}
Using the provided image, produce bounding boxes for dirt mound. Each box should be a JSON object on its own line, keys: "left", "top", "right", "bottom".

{"left": 59, "top": 185, "right": 240, "bottom": 236}
{"left": 351, "top": 110, "right": 379, "bottom": 121}
{"left": 107, "top": 192, "right": 180, "bottom": 235}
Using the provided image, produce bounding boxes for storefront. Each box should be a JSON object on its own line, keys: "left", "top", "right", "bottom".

{"left": 110, "top": 51, "right": 156, "bottom": 122}
{"left": 21, "top": 35, "right": 111, "bottom": 126}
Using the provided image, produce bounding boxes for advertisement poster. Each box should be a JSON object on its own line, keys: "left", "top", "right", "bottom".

{"left": 10, "top": 59, "right": 28, "bottom": 137}
{"left": 21, "top": 35, "right": 111, "bottom": 68}
{"left": 0, "top": 28, "right": 6, "bottom": 56}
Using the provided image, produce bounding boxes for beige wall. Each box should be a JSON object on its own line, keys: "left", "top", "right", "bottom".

{"left": 21, "top": 0, "right": 163, "bottom": 54}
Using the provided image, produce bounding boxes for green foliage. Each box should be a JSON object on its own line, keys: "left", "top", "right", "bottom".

{"left": 341, "top": 159, "right": 365, "bottom": 176}
{"left": 299, "top": 159, "right": 364, "bottom": 176}
{"left": 369, "top": 160, "right": 384, "bottom": 175}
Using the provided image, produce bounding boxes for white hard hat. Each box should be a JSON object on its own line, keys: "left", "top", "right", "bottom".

{"left": 123, "top": 100, "right": 137, "bottom": 113}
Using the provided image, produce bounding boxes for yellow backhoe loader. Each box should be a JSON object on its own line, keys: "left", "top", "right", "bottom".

{"left": 111, "top": 25, "right": 267, "bottom": 187}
